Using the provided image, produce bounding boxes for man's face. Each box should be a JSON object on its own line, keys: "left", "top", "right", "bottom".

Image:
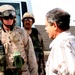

{"left": 23, "top": 18, "right": 33, "bottom": 30}
{"left": 3, "top": 16, "right": 14, "bottom": 26}
{"left": 45, "top": 18, "right": 55, "bottom": 39}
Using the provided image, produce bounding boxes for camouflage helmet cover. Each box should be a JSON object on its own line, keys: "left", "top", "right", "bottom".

{"left": 0, "top": 4, "right": 16, "bottom": 17}
{"left": 0, "top": 4, "right": 15, "bottom": 12}
{"left": 22, "top": 12, "right": 35, "bottom": 23}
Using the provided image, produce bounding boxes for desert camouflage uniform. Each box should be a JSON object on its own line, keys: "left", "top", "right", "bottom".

{"left": 0, "top": 26, "right": 38, "bottom": 75}
{"left": 28, "top": 28, "right": 45, "bottom": 75}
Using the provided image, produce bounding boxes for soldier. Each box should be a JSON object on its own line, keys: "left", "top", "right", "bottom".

{"left": 22, "top": 12, "right": 46, "bottom": 75}
{"left": 0, "top": 4, "right": 38, "bottom": 75}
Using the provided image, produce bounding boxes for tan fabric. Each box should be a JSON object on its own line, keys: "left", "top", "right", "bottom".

{"left": 0, "top": 26, "right": 38, "bottom": 75}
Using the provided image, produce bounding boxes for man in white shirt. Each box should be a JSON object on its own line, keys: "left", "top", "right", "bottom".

{"left": 45, "top": 8, "right": 75, "bottom": 75}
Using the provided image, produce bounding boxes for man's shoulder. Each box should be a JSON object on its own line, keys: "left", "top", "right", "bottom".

{"left": 32, "top": 28, "right": 38, "bottom": 31}
{"left": 14, "top": 26, "right": 21, "bottom": 30}
{"left": 14, "top": 26, "right": 24, "bottom": 32}
{"left": 15, "top": 26, "right": 28, "bottom": 36}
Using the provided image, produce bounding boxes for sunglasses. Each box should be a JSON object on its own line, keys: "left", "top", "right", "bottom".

{"left": 2, "top": 10, "right": 16, "bottom": 17}
{"left": 24, "top": 18, "right": 33, "bottom": 22}
{"left": 3, "top": 16, "right": 15, "bottom": 20}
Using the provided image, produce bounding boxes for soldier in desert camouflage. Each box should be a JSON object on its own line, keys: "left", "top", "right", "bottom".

{"left": 22, "top": 12, "right": 45, "bottom": 75}
{"left": 0, "top": 4, "right": 38, "bottom": 75}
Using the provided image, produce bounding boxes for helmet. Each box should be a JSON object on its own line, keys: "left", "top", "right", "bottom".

{"left": 22, "top": 12, "right": 35, "bottom": 23}
{"left": 0, "top": 4, "right": 16, "bottom": 17}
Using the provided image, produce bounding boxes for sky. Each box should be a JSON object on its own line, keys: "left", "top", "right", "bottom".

{"left": 0, "top": 0, "right": 75, "bottom": 26}
{"left": 31, "top": 0, "right": 75, "bottom": 26}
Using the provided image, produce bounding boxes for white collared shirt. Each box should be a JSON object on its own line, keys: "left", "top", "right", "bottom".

{"left": 46, "top": 30, "right": 75, "bottom": 75}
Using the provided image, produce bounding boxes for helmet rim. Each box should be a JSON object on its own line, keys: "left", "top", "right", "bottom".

{"left": 0, "top": 4, "right": 16, "bottom": 17}
{"left": 22, "top": 12, "right": 35, "bottom": 23}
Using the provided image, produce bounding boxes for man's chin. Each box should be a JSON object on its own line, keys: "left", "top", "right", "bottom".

{"left": 4, "top": 25, "right": 12, "bottom": 28}
{"left": 25, "top": 27, "right": 31, "bottom": 30}
{"left": 6, "top": 25, "right": 12, "bottom": 28}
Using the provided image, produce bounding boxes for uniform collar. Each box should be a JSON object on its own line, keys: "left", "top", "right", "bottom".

{"left": 1, "top": 24, "right": 15, "bottom": 32}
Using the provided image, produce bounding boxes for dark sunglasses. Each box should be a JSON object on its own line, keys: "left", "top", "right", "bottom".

{"left": 3, "top": 16, "right": 15, "bottom": 20}
{"left": 24, "top": 18, "right": 33, "bottom": 21}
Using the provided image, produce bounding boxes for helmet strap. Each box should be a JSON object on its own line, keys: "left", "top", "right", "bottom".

{"left": 2, "top": 21, "right": 15, "bottom": 31}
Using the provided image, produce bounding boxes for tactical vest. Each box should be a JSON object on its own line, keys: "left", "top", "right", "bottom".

{"left": 30, "top": 28, "right": 43, "bottom": 60}
{"left": 30, "top": 28, "right": 43, "bottom": 51}
{"left": 30, "top": 28, "right": 46, "bottom": 75}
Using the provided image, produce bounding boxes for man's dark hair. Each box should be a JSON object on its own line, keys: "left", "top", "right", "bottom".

{"left": 46, "top": 8, "right": 70, "bottom": 30}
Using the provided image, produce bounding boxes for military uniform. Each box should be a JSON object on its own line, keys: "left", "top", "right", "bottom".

{"left": 27, "top": 28, "right": 45, "bottom": 75}
{"left": 22, "top": 12, "right": 45, "bottom": 75}
{"left": 0, "top": 26, "right": 38, "bottom": 75}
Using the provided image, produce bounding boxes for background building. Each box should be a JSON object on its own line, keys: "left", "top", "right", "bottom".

{"left": 35, "top": 25, "right": 75, "bottom": 61}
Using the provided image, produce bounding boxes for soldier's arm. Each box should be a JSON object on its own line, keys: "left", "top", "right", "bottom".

{"left": 28, "top": 36, "right": 38, "bottom": 75}
{"left": 38, "top": 31, "right": 45, "bottom": 67}
{"left": 21, "top": 29, "right": 38, "bottom": 75}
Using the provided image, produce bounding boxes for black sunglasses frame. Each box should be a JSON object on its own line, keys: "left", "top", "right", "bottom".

{"left": 3, "top": 16, "right": 15, "bottom": 20}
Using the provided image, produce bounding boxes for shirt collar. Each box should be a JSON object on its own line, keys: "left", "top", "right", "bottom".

{"left": 49, "top": 30, "right": 71, "bottom": 48}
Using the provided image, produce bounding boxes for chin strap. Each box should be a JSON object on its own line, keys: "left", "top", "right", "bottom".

{"left": 2, "top": 22, "right": 15, "bottom": 32}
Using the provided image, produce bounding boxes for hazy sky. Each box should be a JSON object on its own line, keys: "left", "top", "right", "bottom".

{"left": 1, "top": 0, "right": 75, "bottom": 26}
{"left": 31, "top": 0, "right": 75, "bottom": 26}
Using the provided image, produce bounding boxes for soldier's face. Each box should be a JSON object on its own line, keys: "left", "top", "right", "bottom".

{"left": 3, "top": 16, "right": 14, "bottom": 25}
{"left": 23, "top": 18, "right": 33, "bottom": 30}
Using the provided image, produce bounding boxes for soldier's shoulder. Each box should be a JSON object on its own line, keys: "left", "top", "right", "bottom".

{"left": 14, "top": 26, "right": 21, "bottom": 29}
{"left": 14, "top": 26, "right": 23, "bottom": 31}
{"left": 14, "top": 26, "right": 27, "bottom": 34}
